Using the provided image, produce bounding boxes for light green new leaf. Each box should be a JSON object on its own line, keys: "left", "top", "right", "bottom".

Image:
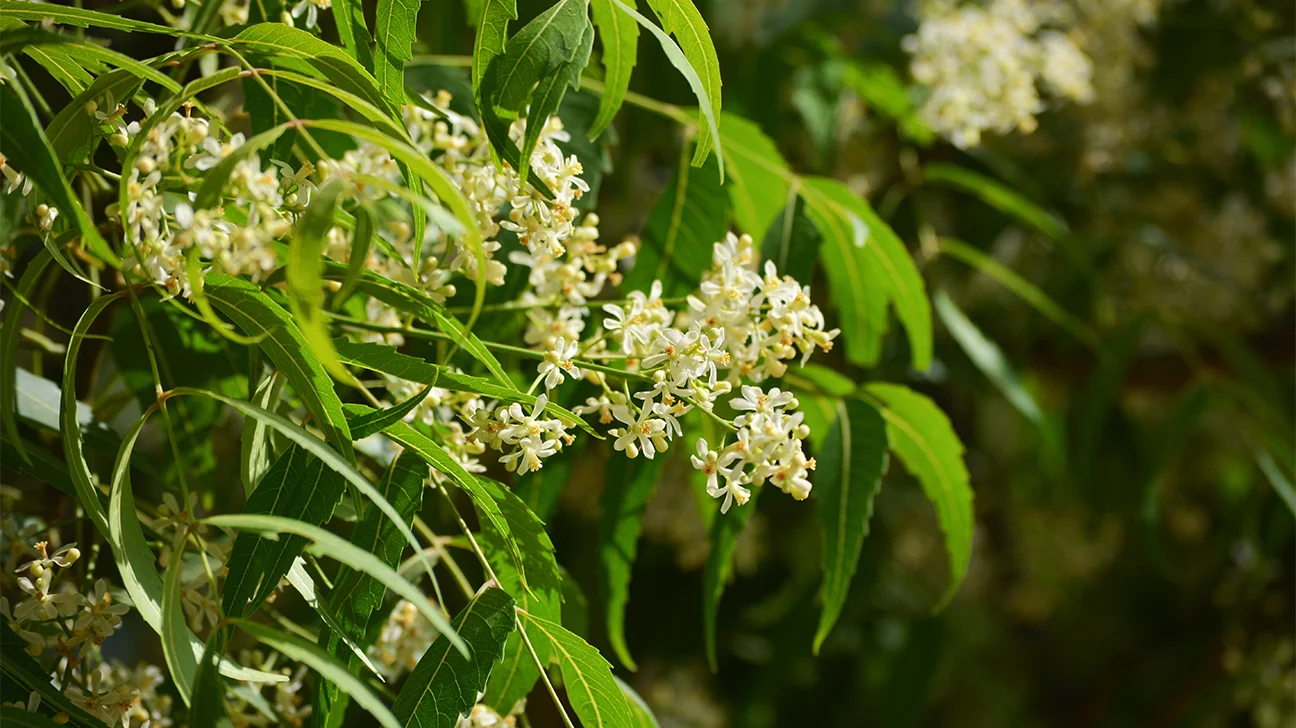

{"left": 614, "top": 0, "right": 723, "bottom": 181}
{"left": 813, "top": 399, "right": 888, "bottom": 653}
{"left": 519, "top": 610, "right": 636, "bottom": 728}
{"left": 392, "top": 587, "right": 517, "bottom": 728}
{"left": 801, "top": 176, "right": 932, "bottom": 371}
{"left": 240, "top": 369, "right": 283, "bottom": 496}
{"left": 212, "top": 515, "right": 464, "bottom": 656}
{"left": 204, "top": 274, "right": 354, "bottom": 463}
{"left": 0, "top": 84, "right": 116, "bottom": 270}
{"left": 374, "top": 0, "right": 422, "bottom": 109}
{"left": 287, "top": 177, "right": 354, "bottom": 383}
{"left": 589, "top": 0, "right": 639, "bottom": 137}
{"left": 718, "top": 112, "right": 791, "bottom": 239}
{"left": 615, "top": 676, "right": 662, "bottom": 728}
{"left": 864, "top": 383, "right": 973, "bottom": 609}
{"left": 639, "top": 0, "right": 721, "bottom": 173}
{"left": 924, "top": 163, "right": 1068, "bottom": 240}
{"left": 234, "top": 620, "right": 404, "bottom": 728}
{"left": 599, "top": 455, "right": 663, "bottom": 670}
{"left": 934, "top": 291, "right": 1045, "bottom": 426}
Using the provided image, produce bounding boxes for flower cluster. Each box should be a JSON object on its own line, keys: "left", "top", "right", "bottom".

{"left": 904, "top": 0, "right": 1094, "bottom": 147}
{"left": 368, "top": 598, "right": 440, "bottom": 680}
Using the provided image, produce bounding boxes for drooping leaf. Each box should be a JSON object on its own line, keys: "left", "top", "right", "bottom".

{"left": 204, "top": 274, "right": 355, "bottom": 463}
{"left": 374, "top": 0, "right": 422, "bottom": 109}
{"left": 1, "top": 249, "right": 52, "bottom": 464}
{"left": 234, "top": 620, "right": 404, "bottom": 728}
{"left": 924, "top": 163, "right": 1068, "bottom": 240}
{"left": 240, "top": 369, "right": 284, "bottom": 496}
{"left": 392, "top": 587, "right": 517, "bottom": 728}
{"left": 701, "top": 485, "right": 761, "bottom": 671}
{"left": 934, "top": 291, "right": 1045, "bottom": 427}
{"left": 813, "top": 398, "right": 888, "bottom": 653}
{"left": 190, "top": 635, "right": 234, "bottom": 728}
{"left": 161, "top": 539, "right": 195, "bottom": 706}
{"left": 864, "top": 383, "right": 973, "bottom": 608}
{"left": 637, "top": 0, "right": 722, "bottom": 174}
{"left": 518, "top": 610, "right": 636, "bottom": 728}
{"left": 0, "top": 1, "right": 213, "bottom": 39}
{"left": 330, "top": 0, "right": 375, "bottom": 69}
{"left": 622, "top": 147, "right": 727, "bottom": 297}
{"left": 589, "top": 0, "right": 639, "bottom": 137}
{"left": 287, "top": 177, "right": 353, "bottom": 383}
{"left": 318, "top": 452, "right": 427, "bottom": 716}
{"left": 615, "top": 676, "right": 662, "bottom": 728}
{"left": 283, "top": 558, "right": 384, "bottom": 680}
{"left": 223, "top": 445, "right": 347, "bottom": 619}
{"left": 0, "top": 84, "right": 116, "bottom": 269}
{"left": 718, "top": 112, "right": 791, "bottom": 243}
{"left": 211, "top": 514, "right": 464, "bottom": 655}
{"left": 937, "top": 237, "right": 1099, "bottom": 349}
{"left": 801, "top": 176, "right": 932, "bottom": 371}
{"left": 102, "top": 406, "right": 286, "bottom": 686}
{"left": 598, "top": 454, "right": 663, "bottom": 670}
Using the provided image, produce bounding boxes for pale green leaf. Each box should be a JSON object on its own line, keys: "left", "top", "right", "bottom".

{"left": 374, "top": 0, "right": 422, "bottom": 109}
{"left": 717, "top": 113, "right": 791, "bottom": 247}
{"left": 519, "top": 611, "right": 636, "bottom": 728}
{"left": 589, "top": 0, "right": 639, "bottom": 137}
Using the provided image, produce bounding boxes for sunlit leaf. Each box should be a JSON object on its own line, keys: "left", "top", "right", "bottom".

{"left": 589, "top": 0, "right": 639, "bottom": 137}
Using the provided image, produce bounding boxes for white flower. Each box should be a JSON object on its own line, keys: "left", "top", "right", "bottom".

{"left": 611, "top": 405, "right": 668, "bottom": 459}
{"left": 537, "top": 336, "right": 582, "bottom": 390}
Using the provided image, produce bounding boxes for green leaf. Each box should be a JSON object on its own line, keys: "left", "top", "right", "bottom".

{"left": 0, "top": 85, "right": 115, "bottom": 269}
{"left": 701, "top": 484, "right": 760, "bottom": 671}
{"left": 1, "top": 249, "right": 52, "bottom": 464}
{"left": 318, "top": 452, "right": 427, "bottom": 717}
{"left": 937, "top": 237, "right": 1099, "bottom": 349}
{"left": 933, "top": 291, "right": 1045, "bottom": 426}
{"left": 760, "top": 197, "right": 821, "bottom": 286}
{"left": 283, "top": 558, "right": 384, "bottom": 680}
{"left": 0, "top": 1, "right": 213, "bottom": 39}
{"left": 240, "top": 370, "right": 284, "bottom": 496}
{"left": 478, "top": 476, "right": 563, "bottom": 712}
{"left": 211, "top": 514, "right": 464, "bottom": 656}
{"left": 924, "top": 163, "right": 1068, "bottom": 240}
{"left": 622, "top": 145, "right": 727, "bottom": 297}
{"left": 1255, "top": 449, "right": 1296, "bottom": 519}
{"left": 516, "top": 436, "right": 584, "bottom": 522}
{"left": 333, "top": 203, "right": 378, "bottom": 309}
{"left": 481, "top": 0, "right": 592, "bottom": 181}
{"left": 519, "top": 611, "right": 636, "bottom": 728}
{"left": 0, "top": 707, "right": 84, "bottom": 728}
{"left": 615, "top": 0, "right": 723, "bottom": 180}
{"left": 392, "top": 587, "right": 518, "bottom": 728}
{"left": 162, "top": 539, "right": 195, "bottom": 706}
{"left": 334, "top": 339, "right": 591, "bottom": 434}
{"left": 1, "top": 615, "right": 105, "bottom": 727}
{"left": 718, "top": 112, "right": 791, "bottom": 242}
{"left": 190, "top": 636, "right": 234, "bottom": 728}
{"left": 840, "top": 61, "right": 934, "bottom": 145}
{"left": 864, "top": 383, "right": 973, "bottom": 609}
{"left": 234, "top": 620, "right": 404, "bottom": 728}
{"left": 598, "top": 454, "right": 663, "bottom": 670}
{"left": 0, "top": 28, "right": 182, "bottom": 92}
{"left": 223, "top": 445, "right": 347, "bottom": 619}
{"left": 204, "top": 274, "right": 355, "bottom": 463}
{"left": 813, "top": 398, "right": 888, "bottom": 653}
{"left": 286, "top": 177, "right": 354, "bottom": 383}
{"left": 801, "top": 176, "right": 932, "bottom": 371}
{"left": 374, "top": 0, "right": 422, "bottom": 109}
{"left": 102, "top": 406, "right": 287, "bottom": 686}
{"left": 173, "top": 387, "right": 437, "bottom": 589}
{"left": 471, "top": 0, "right": 517, "bottom": 93}
{"left": 589, "top": 0, "right": 639, "bottom": 137}
{"left": 330, "top": 0, "right": 375, "bottom": 69}
{"left": 232, "top": 23, "right": 400, "bottom": 121}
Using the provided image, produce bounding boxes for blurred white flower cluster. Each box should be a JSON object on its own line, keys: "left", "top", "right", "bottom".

{"left": 904, "top": 0, "right": 1095, "bottom": 147}
{"left": 368, "top": 598, "right": 440, "bottom": 680}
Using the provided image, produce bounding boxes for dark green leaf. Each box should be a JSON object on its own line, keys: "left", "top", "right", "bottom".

{"left": 1, "top": 249, "right": 53, "bottom": 464}
{"left": 392, "top": 587, "right": 518, "bottom": 728}
{"left": 813, "top": 398, "right": 888, "bottom": 653}
{"left": 701, "top": 484, "right": 760, "bottom": 671}
{"left": 924, "top": 163, "right": 1068, "bottom": 240}
{"left": 190, "top": 635, "right": 234, "bottom": 728}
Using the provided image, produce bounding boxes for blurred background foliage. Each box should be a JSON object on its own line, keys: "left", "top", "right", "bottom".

{"left": 3, "top": 0, "right": 1293, "bottom": 725}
